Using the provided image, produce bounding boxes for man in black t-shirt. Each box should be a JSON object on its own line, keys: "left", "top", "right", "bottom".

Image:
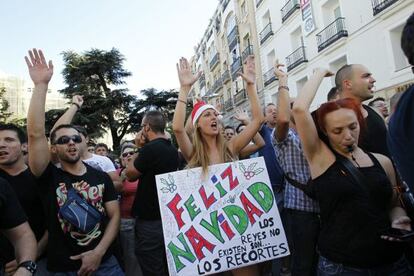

{"left": 126, "top": 110, "right": 179, "bottom": 276}
{"left": 26, "top": 49, "right": 123, "bottom": 275}
{"left": 0, "top": 177, "right": 37, "bottom": 276}
{"left": 0, "top": 124, "right": 47, "bottom": 275}
{"left": 335, "top": 64, "right": 390, "bottom": 157}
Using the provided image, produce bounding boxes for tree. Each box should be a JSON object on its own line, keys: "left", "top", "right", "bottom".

{"left": 0, "top": 87, "right": 12, "bottom": 123}
{"left": 60, "top": 48, "right": 141, "bottom": 150}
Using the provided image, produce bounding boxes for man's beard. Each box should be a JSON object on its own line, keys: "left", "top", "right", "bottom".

{"left": 58, "top": 152, "right": 81, "bottom": 164}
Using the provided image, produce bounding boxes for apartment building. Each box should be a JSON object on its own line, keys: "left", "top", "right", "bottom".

{"left": 255, "top": 0, "right": 414, "bottom": 108}
{"left": 0, "top": 72, "right": 67, "bottom": 120}
{"left": 190, "top": 0, "right": 265, "bottom": 124}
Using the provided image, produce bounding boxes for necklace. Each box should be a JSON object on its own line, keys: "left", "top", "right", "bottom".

{"left": 350, "top": 153, "right": 361, "bottom": 168}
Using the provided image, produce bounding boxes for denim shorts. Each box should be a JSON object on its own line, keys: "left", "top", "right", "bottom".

{"left": 318, "top": 255, "right": 414, "bottom": 276}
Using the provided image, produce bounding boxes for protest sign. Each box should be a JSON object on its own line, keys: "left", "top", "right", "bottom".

{"left": 156, "top": 157, "right": 289, "bottom": 276}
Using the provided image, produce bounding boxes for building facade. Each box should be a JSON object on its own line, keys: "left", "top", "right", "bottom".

{"left": 255, "top": 0, "right": 413, "bottom": 108}
{"left": 0, "top": 72, "right": 67, "bottom": 120}
{"left": 191, "top": 0, "right": 413, "bottom": 123}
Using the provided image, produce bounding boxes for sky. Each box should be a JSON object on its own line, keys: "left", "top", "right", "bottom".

{"left": 0, "top": 0, "right": 218, "bottom": 95}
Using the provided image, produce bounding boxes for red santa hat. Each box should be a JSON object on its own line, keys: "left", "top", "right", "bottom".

{"left": 191, "top": 101, "right": 217, "bottom": 125}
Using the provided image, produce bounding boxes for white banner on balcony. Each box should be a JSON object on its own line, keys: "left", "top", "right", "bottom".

{"left": 300, "top": 0, "right": 316, "bottom": 36}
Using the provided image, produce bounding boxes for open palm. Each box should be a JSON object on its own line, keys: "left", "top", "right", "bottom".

{"left": 177, "top": 57, "right": 200, "bottom": 87}
{"left": 25, "top": 48, "right": 53, "bottom": 85}
{"left": 239, "top": 55, "right": 256, "bottom": 85}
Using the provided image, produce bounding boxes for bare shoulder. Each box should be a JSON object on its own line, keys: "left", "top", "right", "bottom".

{"left": 371, "top": 152, "right": 394, "bottom": 176}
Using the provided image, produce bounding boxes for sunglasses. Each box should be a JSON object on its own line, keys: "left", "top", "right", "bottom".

{"left": 122, "top": 151, "right": 135, "bottom": 158}
{"left": 53, "top": 135, "right": 82, "bottom": 145}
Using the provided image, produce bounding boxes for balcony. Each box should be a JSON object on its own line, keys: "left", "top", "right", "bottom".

{"left": 263, "top": 68, "right": 277, "bottom": 87}
{"left": 242, "top": 45, "right": 253, "bottom": 62}
{"left": 199, "top": 74, "right": 206, "bottom": 89}
{"left": 256, "top": 0, "right": 264, "bottom": 8}
{"left": 224, "top": 99, "right": 233, "bottom": 111}
{"left": 286, "top": 46, "right": 308, "bottom": 72}
{"left": 222, "top": 0, "right": 230, "bottom": 12}
{"left": 281, "top": 0, "right": 300, "bottom": 23}
{"left": 234, "top": 89, "right": 247, "bottom": 105}
{"left": 316, "top": 17, "right": 348, "bottom": 52}
{"left": 227, "top": 25, "right": 239, "bottom": 51}
{"left": 260, "top": 23, "right": 274, "bottom": 44}
{"left": 222, "top": 70, "right": 231, "bottom": 83}
{"left": 209, "top": 53, "right": 220, "bottom": 70}
{"left": 212, "top": 77, "right": 223, "bottom": 92}
{"left": 371, "top": 0, "right": 399, "bottom": 15}
{"left": 231, "top": 57, "right": 243, "bottom": 79}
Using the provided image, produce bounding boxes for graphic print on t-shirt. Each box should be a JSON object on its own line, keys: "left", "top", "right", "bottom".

{"left": 56, "top": 180, "right": 106, "bottom": 246}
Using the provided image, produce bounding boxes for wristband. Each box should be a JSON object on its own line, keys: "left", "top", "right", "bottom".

{"left": 177, "top": 99, "right": 187, "bottom": 104}
{"left": 278, "top": 86, "right": 289, "bottom": 92}
{"left": 72, "top": 102, "right": 81, "bottom": 110}
{"left": 18, "top": 260, "right": 37, "bottom": 274}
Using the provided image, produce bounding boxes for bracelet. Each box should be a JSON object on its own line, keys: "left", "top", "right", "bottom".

{"left": 72, "top": 102, "right": 81, "bottom": 110}
{"left": 278, "top": 86, "right": 289, "bottom": 92}
{"left": 177, "top": 98, "right": 187, "bottom": 104}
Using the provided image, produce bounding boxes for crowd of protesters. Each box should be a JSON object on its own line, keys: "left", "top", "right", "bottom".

{"left": 0, "top": 12, "right": 414, "bottom": 276}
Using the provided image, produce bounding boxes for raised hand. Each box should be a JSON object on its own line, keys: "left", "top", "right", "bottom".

{"left": 176, "top": 57, "right": 200, "bottom": 88}
{"left": 24, "top": 49, "right": 53, "bottom": 85}
{"left": 239, "top": 55, "right": 256, "bottom": 85}
{"left": 274, "top": 59, "right": 287, "bottom": 81}
{"left": 313, "top": 68, "right": 334, "bottom": 78}
{"left": 234, "top": 109, "right": 250, "bottom": 124}
{"left": 72, "top": 95, "right": 84, "bottom": 108}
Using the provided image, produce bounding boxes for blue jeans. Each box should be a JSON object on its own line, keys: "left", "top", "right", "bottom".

{"left": 318, "top": 255, "right": 414, "bottom": 276}
{"left": 47, "top": 255, "right": 124, "bottom": 276}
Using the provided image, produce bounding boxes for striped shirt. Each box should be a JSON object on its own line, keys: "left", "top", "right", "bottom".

{"left": 272, "top": 128, "right": 319, "bottom": 213}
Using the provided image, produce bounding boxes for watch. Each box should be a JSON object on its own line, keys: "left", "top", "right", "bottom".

{"left": 18, "top": 260, "right": 37, "bottom": 274}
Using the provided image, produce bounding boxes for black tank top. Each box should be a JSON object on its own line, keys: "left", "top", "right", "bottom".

{"left": 308, "top": 152, "right": 403, "bottom": 268}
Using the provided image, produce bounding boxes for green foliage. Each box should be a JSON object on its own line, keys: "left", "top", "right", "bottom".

{"left": 0, "top": 87, "right": 12, "bottom": 123}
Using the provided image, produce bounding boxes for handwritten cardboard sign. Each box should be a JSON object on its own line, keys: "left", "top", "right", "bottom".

{"left": 156, "top": 157, "right": 289, "bottom": 275}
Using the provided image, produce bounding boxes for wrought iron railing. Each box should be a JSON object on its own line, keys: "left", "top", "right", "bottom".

{"left": 242, "top": 45, "right": 253, "bottom": 62}
{"left": 222, "top": 70, "right": 231, "bottom": 83}
{"left": 281, "top": 0, "right": 300, "bottom": 23}
{"left": 224, "top": 99, "right": 233, "bottom": 111}
{"left": 260, "top": 23, "right": 274, "bottom": 44}
{"left": 227, "top": 25, "right": 239, "bottom": 51}
{"left": 316, "top": 17, "right": 348, "bottom": 52}
{"left": 234, "top": 89, "right": 247, "bottom": 105}
{"left": 371, "top": 0, "right": 399, "bottom": 15}
{"left": 263, "top": 68, "right": 277, "bottom": 87}
{"left": 231, "top": 57, "right": 243, "bottom": 79}
{"left": 209, "top": 53, "right": 220, "bottom": 69}
{"left": 286, "top": 46, "right": 308, "bottom": 72}
{"left": 222, "top": 0, "right": 230, "bottom": 12}
{"left": 212, "top": 77, "right": 223, "bottom": 92}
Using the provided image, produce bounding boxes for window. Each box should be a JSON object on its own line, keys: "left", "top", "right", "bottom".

{"left": 390, "top": 24, "right": 410, "bottom": 71}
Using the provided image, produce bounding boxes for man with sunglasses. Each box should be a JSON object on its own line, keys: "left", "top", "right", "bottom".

{"left": 50, "top": 95, "right": 122, "bottom": 192}
{"left": 26, "top": 49, "right": 123, "bottom": 275}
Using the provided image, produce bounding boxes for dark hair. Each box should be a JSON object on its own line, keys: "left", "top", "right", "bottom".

{"left": 335, "top": 64, "right": 354, "bottom": 92}
{"left": 143, "top": 110, "right": 166, "bottom": 134}
{"left": 368, "top": 97, "right": 386, "bottom": 107}
{"left": 327, "top": 87, "right": 339, "bottom": 101}
{"left": 316, "top": 98, "right": 365, "bottom": 139}
{"left": 390, "top": 92, "right": 403, "bottom": 112}
{"left": 263, "top": 103, "right": 276, "bottom": 115}
{"left": 236, "top": 123, "right": 246, "bottom": 134}
{"left": 74, "top": 125, "right": 88, "bottom": 138}
{"left": 50, "top": 124, "right": 79, "bottom": 144}
{"left": 0, "top": 124, "right": 27, "bottom": 143}
{"left": 224, "top": 125, "right": 234, "bottom": 131}
{"left": 95, "top": 143, "right": 109, "bottom": 151}
{"left": 402, "top": 12, "right": 414, "bottom": 66}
